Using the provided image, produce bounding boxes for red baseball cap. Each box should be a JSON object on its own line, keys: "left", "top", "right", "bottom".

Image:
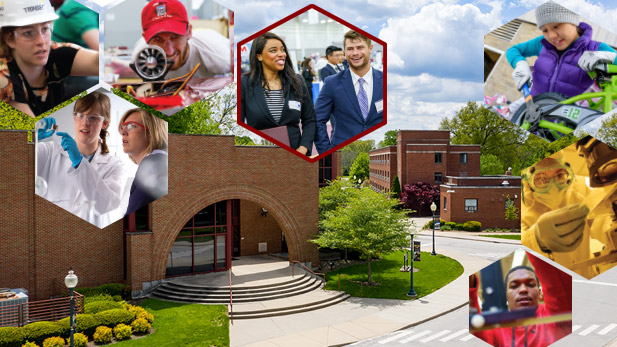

{"left": 141, "top": 0, "right": 189, "bottom": 42}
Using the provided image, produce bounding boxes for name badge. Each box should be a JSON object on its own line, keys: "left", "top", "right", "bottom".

{"left": 289, "top": 100, "right": 301, "bottom": 111}
{"left": 375, "top": 99, "right": 383, "bottom": 113}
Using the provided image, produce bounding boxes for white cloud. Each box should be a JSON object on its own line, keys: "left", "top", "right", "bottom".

{"left": 388, "top": 72, "right": 484, "bottom": 103}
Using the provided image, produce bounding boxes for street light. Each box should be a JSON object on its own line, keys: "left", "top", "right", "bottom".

{"left": 65, "top": 269, "right": 78, "bottom": 347}
{"left": 430, "top": 202, "right": 437, "bottom": 256}
{"left": 406, "top": 232, "right": 417, "bottom": 298}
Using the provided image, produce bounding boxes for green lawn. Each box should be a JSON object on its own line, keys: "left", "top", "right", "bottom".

{"left": 325, "top": 251, "right": 463, "bottom": 300}
{"left": 478, "top": 234, "right": 521, "bottom": 240}
{"left": 115, "top": 299, "right": 229, "bottom": 347}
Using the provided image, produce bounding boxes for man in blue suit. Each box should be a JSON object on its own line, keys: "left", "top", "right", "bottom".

{"left": 319, "top": 45, "right": 343, "bottom": 82}
{"left": 314, "top": 31, "right": 384, "bottom": 154}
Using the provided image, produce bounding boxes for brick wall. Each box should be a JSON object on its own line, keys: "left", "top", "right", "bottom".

{"left": 240, "top": 200, "right": 283, "bottom": 255}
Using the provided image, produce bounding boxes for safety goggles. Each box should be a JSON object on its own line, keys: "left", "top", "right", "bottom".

{"left": 73, "top": 112, "right": 105, "bottom": 124}
{"left": 120, "top": 121, "right": 147, "bottom": 133}
{"left": 13, "top": 24, "right": 53, "bottom": 42}
{"left": 525, "top": 163, "right": 574, "bottom": 193}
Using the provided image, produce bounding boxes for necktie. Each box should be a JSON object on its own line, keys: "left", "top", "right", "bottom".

{"left": 358, "top": 77, "right": 368, "bottom": 120}
{"left": 335, "top": 66, "right": 340, "bottom": 72}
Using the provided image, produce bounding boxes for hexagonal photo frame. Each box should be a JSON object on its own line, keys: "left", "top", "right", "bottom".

{"left": 521, "top": 136, "right": 617, "bottom": 279}
{"left": 237, "top": 4, "right": 386, "bottom": 162}
{"left": 35, "top": 87, "right": 168, "bottom": 229}
{"left": 0, "top": 0, "right": 99, "bottom": 117}
{"left": 483, "top": 1, "right": 617, "bottom": 142}
{"left": 469, "top": 249, "right": 572, "bottom": 346}
{"left": 103, "top": 0, "right": 233, "bottom": 115}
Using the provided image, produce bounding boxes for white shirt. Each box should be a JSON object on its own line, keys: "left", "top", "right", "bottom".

{"left": 328, "top": 62, "right": 340, "bottom": 72}
{"left": 133, "top": 29, "right": 230, "bottom": 80}
{"left": 36, "top": 141, "right": 127, "bottom": 228}
{"left": 349, "top": 66, "right": 373, "bottom": 108}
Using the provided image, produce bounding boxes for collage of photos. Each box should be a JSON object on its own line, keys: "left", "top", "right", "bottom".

{"left": 1, "top": 1, "right": 617, "bottom": 347}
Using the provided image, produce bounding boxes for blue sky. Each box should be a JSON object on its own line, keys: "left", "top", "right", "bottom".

{"left": 90, "top": 0, "right": 617, "bottom": 144}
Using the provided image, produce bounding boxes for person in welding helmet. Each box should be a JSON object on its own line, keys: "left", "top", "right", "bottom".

{"left": 521, "top": 156, "right": 595, "bottom": 278}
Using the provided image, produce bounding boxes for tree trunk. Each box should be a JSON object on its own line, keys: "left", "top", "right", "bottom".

{"left": 367, "top": 255, "right": 372, "bottom": 285}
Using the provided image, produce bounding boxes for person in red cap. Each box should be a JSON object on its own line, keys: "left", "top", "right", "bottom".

{"left": 131, "top": 0, "right": 229, "bottom": 80}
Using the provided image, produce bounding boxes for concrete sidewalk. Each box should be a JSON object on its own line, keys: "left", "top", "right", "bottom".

{"left": 229, "top": 248, "right": 491, "bottom": 347}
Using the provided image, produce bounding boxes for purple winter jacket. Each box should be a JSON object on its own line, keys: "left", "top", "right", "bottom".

{"left": 531, "top": 22, "right": 600, "bottom": 97}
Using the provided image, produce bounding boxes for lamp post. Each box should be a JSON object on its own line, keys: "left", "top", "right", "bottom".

{"left": 406, "top": 232, "right": 417, "bottom": 298}
{"left": 65, "top": 269, "right": 78, "bottom": 347}
{"left": 430, "top": 202, "right": 437, "bottom": 256}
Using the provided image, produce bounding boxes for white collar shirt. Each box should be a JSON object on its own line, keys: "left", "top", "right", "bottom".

{"left": 349, "top": 66, "right": 373, "bottom": 109}
{"left": 328, "top": 62, "right": 340, "bottom": 72}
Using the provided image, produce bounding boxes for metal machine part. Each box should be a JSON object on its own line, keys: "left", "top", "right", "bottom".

{"left": 130, "top": 45, "right": 174, "bottom": 81}
{"left": 576, "top": 137, "right": 617, "bottom": 187}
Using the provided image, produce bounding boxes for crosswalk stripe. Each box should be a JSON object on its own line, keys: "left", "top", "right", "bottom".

{"left": 597, "top": 324, "right": 617, "bottom": 335}
{"left": 420, "top": 330, "right": 451, "bottom": 342}
{"left": 460, "top": 334, "right": 476, "bottom": 342}
{"left": 400, "top": 330, "right": 432, "bottom": 343}
{"left": 379, "top": 331, "right": 414, "bottom": 344}
{"left": 440, "top": 329, "right": 469, "bottom": 342}
{"left": 579, "top": 324, "right": 600, "bottom": 336}
{"left": 572, "top": 325, "right": 581, "bottom": 332}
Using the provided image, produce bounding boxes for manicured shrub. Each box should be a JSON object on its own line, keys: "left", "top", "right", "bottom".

{"left": 113, "top": 324, "right": 132, "bottom": 341}
{"left": 76, "top": 283, "right": 129, "bottom": 299}
{"left": 424, "top": 218, "right": 446, "bottom": 229}
{"left": 60, "top": 314, "right": 101, "bottom": 338}
{"left": 84, "top": 294, "right": 114, "bottom": 305}
{"left": 463, "top": 221, "right": 482, "bottom": 232}
{"left": 20, "top": 341, "right": 39, "bottom": 347}
{"left": 0, "top": 327, "right": 26, "bottom": 347}
{"left": 22, "top": 322, "right": 63, "bottom": 346}
{"left": 93, "top": 326, "right": 112, "bottom": 344}
{"left": 136, "top": 311, "right": 154, "bottom": 324}
{"left": 95, "top": 309, "right": 135, "bottom": 328}
{"left": 73, "top": 333, "right": 88, "bottom": 347}
{"left": 85, "top": 300, "right": 123, "bottom": 314}
{"left": 41, "top": 336, "right": 64, "bottom": 347}
{"left": 112, "top": 295, "right": 124, "bottom": 302}
{"left": 455, "top": 223, "right": 464, "bottom": 230}
{"left": 131, "top": 318, "right": 151, "bottom": 334}
{"left": 126, "top": 304, "right": 146, "bottom": 316}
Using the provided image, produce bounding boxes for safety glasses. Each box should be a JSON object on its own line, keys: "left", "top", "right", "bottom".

{"left": 526, "top": 164, "right": 574, "bottom": 193}
{"left": 73, "top": 112, "right": 105, "bottom": 124}
{"left": 13, "top": 24, "right": 53, "bottom": 42}
{"left": 120, "top": 121, "right": 147, "bottom": 133}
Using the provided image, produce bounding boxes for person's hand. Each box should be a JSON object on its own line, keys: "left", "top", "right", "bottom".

{"left": 512, "top": 60, "right": 533, "bottom": 91}
{"left": 37, "top": 117, "right": 56, "bottom": 141}
{"left": 534, "top": 203, "right": 589, "bottom": 252}
{"left": 469, "top": 274, "right": 478, "bottom": 288}
{"left": 57, "top": 132, "right": 82, "bottom": 168}
{"left": 578, "top": 51, "right": 617, "bottom": 72}
{"left": 296, "top": 146, "right": 308, "bottom": 155}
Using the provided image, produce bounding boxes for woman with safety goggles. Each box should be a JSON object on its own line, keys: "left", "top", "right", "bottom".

{"left": 0, "top": 0, "right": 99, "bottom": 117}
{"left": 118, "top": 108, "right": 168, "bottom": 216}
{"left": 36, "top": 91, "right": 127, "bottom": 228}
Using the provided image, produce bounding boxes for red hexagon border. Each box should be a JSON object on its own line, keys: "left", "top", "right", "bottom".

{"left": 236, "top": 4, "right": 387, "bottom": 163}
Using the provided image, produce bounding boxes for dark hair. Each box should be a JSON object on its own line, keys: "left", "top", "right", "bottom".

{"left": 245, "top": 32, "right": 303, "bottom": 98}
{"left": 74, "top": 92, "right": 111, "bottom": 155}
{"left": 0, "top": 27, "right": 16, "bottom": 58}
{"left": 325, "top": 45, "right": 338, "bottom": 57}
{"left": 504, "top": 265, "right": 539, "bottom": 288}
{"left": 301, "top": 57, "right": 314, "bottom": 76}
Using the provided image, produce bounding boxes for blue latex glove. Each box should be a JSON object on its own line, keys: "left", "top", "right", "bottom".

{"left": 57, "top": 132, "right": 82, "bottom": 168}
{"left": 37, "top": 117, "right": 56, "bottom": 141}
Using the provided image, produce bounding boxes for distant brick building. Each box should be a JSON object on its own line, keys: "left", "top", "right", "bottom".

{"left": 368, "top": 130, "right": 520, "bottom": 229}
{"left": 1, "top": 131, "right": 325, "bottom": 299}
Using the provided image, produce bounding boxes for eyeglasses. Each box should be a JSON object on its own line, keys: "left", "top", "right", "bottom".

{"left": 120, "top": 121, "right": 147, "bottom": 133}
{"left": 73, "top": 112, "right": 105, "bottom": 124}
{"left": 527, "top": 165, "right": 574, "bottom": 193}
{"left": 13, "top": 24, "right": 53, "bottom": 42}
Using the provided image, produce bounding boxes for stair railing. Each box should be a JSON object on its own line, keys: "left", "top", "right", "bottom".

{"left": 291, "top": 261, "right": 326, "bottom": 289}
{"left": 337, "top": 274, "right": 363, "bottom": 297}
{"left": 228, "top": 270, "right": 233, "bottom": 324}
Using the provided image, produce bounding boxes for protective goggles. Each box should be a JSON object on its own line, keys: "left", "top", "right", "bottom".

{"left": 120, "top": 121, "right": 147, "bottom": 133}
{"left": 525, "top": 163, "right": 574, "bottom": 193}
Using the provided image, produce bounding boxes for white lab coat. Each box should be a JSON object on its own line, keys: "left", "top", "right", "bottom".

{"left": 36, "top": 141, "right": 127, "bottom": 228}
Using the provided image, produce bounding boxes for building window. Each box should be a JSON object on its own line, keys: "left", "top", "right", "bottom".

{"left": 124, "top": 205, "right": 150, "bottom": 232}
{"left": 460, "top": 153, "right": 468, "bottom": 164}
{"left": 465, "top": 199, "right": 478, "bottom": 212}
{"left": 319, "top": 154, "right": 333, "bottom": 187}
{"left": 444, "top": 197, "right": 447, "bottom": 210}
{"left": 435, "top": 152, "right": 442, "bottom": 164}
{"left": 435, "top": 172, "right": 442, "bottom": 184}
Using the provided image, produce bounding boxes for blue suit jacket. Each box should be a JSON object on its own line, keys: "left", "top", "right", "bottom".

{"left": 319, "top": 64, "right": 337, "bottom": 82}
{"left": 314, "top": 68, "right": 384, "bottom": 154}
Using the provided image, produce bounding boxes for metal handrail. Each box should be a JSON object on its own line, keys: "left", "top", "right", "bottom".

{"left": 0, "top": 291, "right": 84, "bottom": 327}
{"left": 228, "top": 270, "right": 233, "bottom": 324}
{"left": 337, "top": 274, "right": 363, "bottom": 297}
{"left": 291, "top": 261, "right": 326, "bottom": 289}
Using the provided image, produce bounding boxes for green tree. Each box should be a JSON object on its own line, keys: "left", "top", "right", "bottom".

{"left": 318, "top": 179, "right": 360, "bottom": 221}
{"left": 235, "top": 136, "right": 256, "bottom": 145}
{"left": 348, "top": 152, "right": 370, "bottom": 183}
{"left": 391, "top": 174, "right": 402, "bottom": 197}
{"left": 480, "top": 154, "right": 505, "bottom": 175}
{"left": 594, "top": 113, "right": 617, "bottom": 149}
{"left": 341, "top": 139, "right": 375, "bottom": 175}
{"left": 504, "top": 194, "right": 520, "bottom": 227}
{"left": 378, "top": 129, "right": 399, "bottom": 148}
{"left": 312, "top": 188, "right": 411, "bottom": 285}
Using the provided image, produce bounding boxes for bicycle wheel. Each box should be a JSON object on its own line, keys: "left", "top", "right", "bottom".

{"left": 511, "top": 92, "right": 570, "bottom": 141}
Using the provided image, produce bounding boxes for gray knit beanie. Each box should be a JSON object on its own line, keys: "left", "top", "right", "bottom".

{"left": 535, "top": 1, "right": 580, "bottom": 29}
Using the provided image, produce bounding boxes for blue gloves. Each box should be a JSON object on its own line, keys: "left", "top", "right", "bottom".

{"left": 57, "top": 132, "right": 82, "bottom": 168}
{"left": 37, "top": 117, "right": 56, "bottom": 141}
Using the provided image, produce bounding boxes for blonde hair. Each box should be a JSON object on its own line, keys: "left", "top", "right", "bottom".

{"left": 118, "top": 108, "right": 168, "bottom": 163}
{"left": 343, "top": 30, "right": 371, "bottom": 49}
{"left": 74, "top": 92, "right": 111, "bottom": 154}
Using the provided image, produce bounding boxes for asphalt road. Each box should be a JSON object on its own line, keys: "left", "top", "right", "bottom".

{"left": 350, "top": 233, "right": 617, "bottom": 347}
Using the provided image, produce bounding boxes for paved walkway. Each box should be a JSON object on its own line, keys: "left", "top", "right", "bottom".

{"left": 229, "top": 242, "right": 493, "bottom": 346}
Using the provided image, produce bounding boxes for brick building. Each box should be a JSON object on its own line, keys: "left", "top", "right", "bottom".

{"left": 1, "top": 131, "right": 325, "bottom": 299}
{"left": 368, "top": 130, "right": 520, "bottom": 228}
